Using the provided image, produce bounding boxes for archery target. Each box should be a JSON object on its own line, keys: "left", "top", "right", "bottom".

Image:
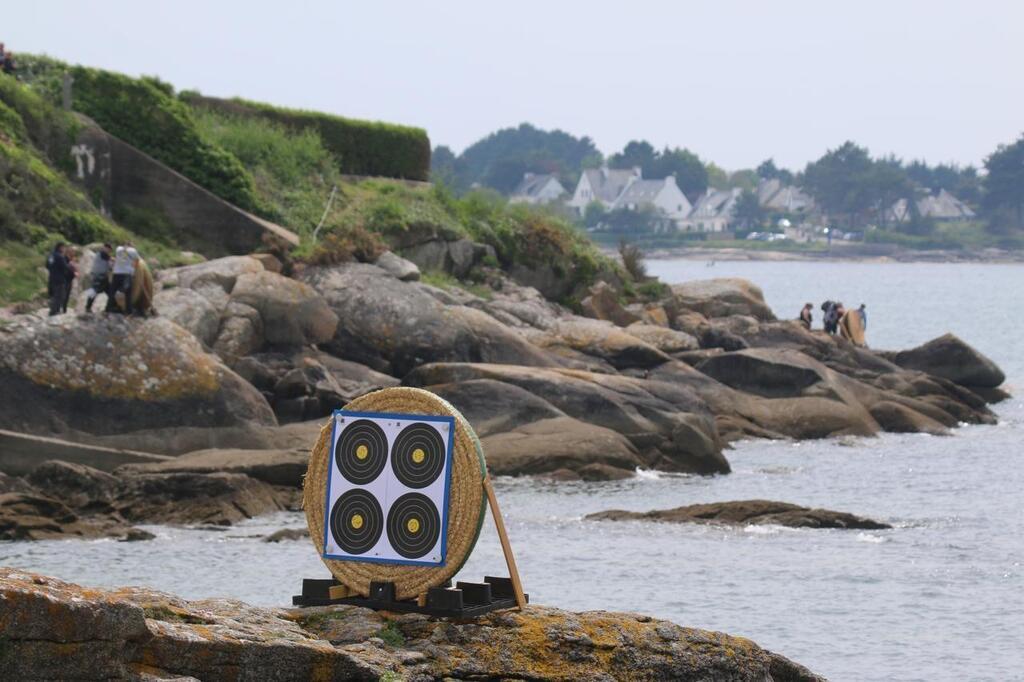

{"left": 322, "top": 410, "right": 454, "bottom": 566}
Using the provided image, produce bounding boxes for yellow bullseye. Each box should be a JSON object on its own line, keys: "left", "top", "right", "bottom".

{"left": 411, "top": 448, "right": 426, "bottom": 464}
{"left": 350, "top": 513, "right": 364, "bottom": 530}
{"left": 355, "top": 444, "right": 369, "bottom": 460}
{"left": 406, "top": 517, "right": 421, "bottom": 534}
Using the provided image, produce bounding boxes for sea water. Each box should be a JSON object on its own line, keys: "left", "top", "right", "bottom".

{"left": 2, "top": 260, "right": 1022, "bottom": 682}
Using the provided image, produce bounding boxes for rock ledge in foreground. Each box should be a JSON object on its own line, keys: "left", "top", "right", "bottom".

{"left": 0, "top": 568, "right": 823, "bottom": 681}
{"left": 587, "top": 499, "right": 891, "bottom": 530}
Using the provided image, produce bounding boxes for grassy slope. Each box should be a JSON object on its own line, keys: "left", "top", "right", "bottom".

{"left": 193, "top": 107, "right": 626, "bottom": 302}
{"left": 0, "top": 74, "right": 193, "bottom": 305}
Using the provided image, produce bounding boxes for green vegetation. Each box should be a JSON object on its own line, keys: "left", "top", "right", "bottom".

{"left": 183, "top": 92, "right": 430, "bottom": 181}
{"left": 375, "top": 620, "right": 406, "bottom": 647}
{"left": 420, "top": 269, "right": 493, "bottom": 300}
{"left": 18, "top": 55, "right": 262, "bottom": 214}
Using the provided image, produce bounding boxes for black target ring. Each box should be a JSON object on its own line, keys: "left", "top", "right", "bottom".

{"left": 391, "top": 423, "right": 446, "bottom": 489}
{"left": 386, "top": 493, "right": 441, "bottom": 559}
{"left": 329, "top": 489, "right": 384, "bottom": 555}
{"left": 335, "top": 419, "right": 387, "bottom": 485}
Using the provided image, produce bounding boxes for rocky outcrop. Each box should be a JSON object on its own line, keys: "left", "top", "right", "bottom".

{"left": 885, "top": 333, "right": 1006, "bottom": 388}
{"left": 0, "top": 568, "right": 823, "bottom": 681}
{"left": 116, "top": 447, "right": 309, "bottom": 487}
{"left": 0, "top": 457, "right": 297, "bottom": 539}
{"left": 587, "top": 499, "right": 891, "bottom": 530}
{"left": 530, "top": 319, "right": 671, "bottom": 370}
{"left": 0, "top": 315, "right": 276, "bottom": 436}
{"left": 580, "top": 281, "right": 641, "bottom": 326}
{"left": 302, "top": 262, "right": 556, "bottom": 375}
{"left": 407, "top": 362, "right": 730, "bottom": 475}
{"left": 158, "top": 256, "right": 339, "bottom": 363}
{"left": 667, "top": 278, "right": 777, "bottom": 321}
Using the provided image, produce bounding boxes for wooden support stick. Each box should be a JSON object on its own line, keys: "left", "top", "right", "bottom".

{"left": 328, "top": 584, "right": 350, "bottom": 600}
{"left": 483, "top": 475, "right": 527, "bottom": 610}
{"left": 416, "top": 593, "right": 428, "bottom": 608}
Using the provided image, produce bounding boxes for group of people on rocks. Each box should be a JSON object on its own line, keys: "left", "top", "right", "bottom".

{"left": 45, "top": 242, "right": 154, "bottom": 317}
{"left": 0, "top": 42, "right": 19, "bottom": 77}
{"left": 798, "top": 300, "right": 868, "bottom": 346}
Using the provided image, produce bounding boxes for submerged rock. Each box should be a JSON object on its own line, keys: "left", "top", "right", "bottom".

{"left": 0, "top": 568, "right": 824, "bottom": 681}
{"left": 587, "top": 499, "right": 891, "bottom": 530}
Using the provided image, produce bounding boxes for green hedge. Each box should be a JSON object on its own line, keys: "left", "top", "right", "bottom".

{"left": 17, "top": 55, "right": 262, "bottom": 214}
{"left": 182, "top": 93, "right": 431, "bottom": 181}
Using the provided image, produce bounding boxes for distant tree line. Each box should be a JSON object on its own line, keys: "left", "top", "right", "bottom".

{"left": 432, "top": 123, "right": 1024, "bottom": 235}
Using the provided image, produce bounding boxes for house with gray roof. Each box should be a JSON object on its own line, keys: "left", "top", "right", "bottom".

{"left": 888, "top": 188, "right": 976, "bottom": 223}
{"left": 568, "top": 166, "right": 642, "bottom": 212}
{"left": 610, "top": 175, "right": 692, "bottom": 223}
{"left": 509, "top": 173, "right": 567, "bottom": 205}
{"left": 757, "top": 178, "right": 815, "bottom": 213}
{"left": 678, "top": 188, "right": 742, "bottom": 233}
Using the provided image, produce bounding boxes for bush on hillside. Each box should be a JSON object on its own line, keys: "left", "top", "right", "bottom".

{"left": 183, "top": 93, "right": 430, "bottom": 181}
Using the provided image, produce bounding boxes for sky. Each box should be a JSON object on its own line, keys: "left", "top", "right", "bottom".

{"left": 5, "top": 1, "right": 1022, "bottom": 171}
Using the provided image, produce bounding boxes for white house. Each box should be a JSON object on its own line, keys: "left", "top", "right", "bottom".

{"left": 678, "top": 188, "right": 742, "bottom": 232}
{"left": 509, "top": 173, "right": 567, "bottom": 205}
{"left": 610, "top": 175, "right": 692, "bottom": 222}
{"left": 568, "top": 166, "right": 641, "bottom": 213}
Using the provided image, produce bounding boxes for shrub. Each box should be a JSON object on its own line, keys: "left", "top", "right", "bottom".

{"left": 618, "top": 238, "right": 647, "bottom": 281}
{"left": 183, "top": 93, "right": 431, "bottom": 181}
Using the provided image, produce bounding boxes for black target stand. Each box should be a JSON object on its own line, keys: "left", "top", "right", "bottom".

{"left": 292, "top": 575, "right": 528, "bottom": 618}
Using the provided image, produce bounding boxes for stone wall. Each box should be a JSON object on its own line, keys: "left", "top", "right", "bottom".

{"left": 71, "top": 117, "right": 298, "bottom": 256}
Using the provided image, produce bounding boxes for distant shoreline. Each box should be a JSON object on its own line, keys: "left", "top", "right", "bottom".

{"left": 626, "top": 246, "right": 1024, "bottom": 264}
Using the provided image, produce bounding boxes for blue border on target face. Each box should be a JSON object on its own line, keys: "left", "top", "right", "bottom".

{"left": 321, "top": 409, "right": 456, "bottom": 567}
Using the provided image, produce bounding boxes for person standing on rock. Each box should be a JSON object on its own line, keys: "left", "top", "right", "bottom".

{"left": 45, "top": 243, "right": 73, "bottom": 316}
{"left": 858, "top": 303, "right": 867, "bottom": 330}
{"left": 799, "top": 303, "right": 813, "bottom": 330}
{"left": 821, "top": 300, "right": 839, "bottom": 334}
{"left": 85, "top": 243, "right": 113, "bottom": 313}
{"left": 107, "top": 245, "right": 134, "bottom": 314}
{"left": 61, "top": 246, "right": 79, "bottom": 313}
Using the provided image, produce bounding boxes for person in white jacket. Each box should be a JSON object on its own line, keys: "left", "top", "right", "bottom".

{"left": 106, "top": 245, "right": 135, "bottom": 314}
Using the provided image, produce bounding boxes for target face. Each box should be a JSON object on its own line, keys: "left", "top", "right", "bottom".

{"left": 322, "top": 410, "right": 454, "bottom": 566}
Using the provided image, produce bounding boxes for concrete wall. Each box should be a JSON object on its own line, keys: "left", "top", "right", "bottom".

{"left": 72, "top": 118, "right": 298, "bottom": 257}
{"left": 0, "top": 429, "right": 170, "bottom": 476}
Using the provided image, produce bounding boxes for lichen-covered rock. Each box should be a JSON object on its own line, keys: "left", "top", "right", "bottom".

{"left": 0, "top": 568, "right": 823, "bottom": 681}
{"left": 587, "top": 499, "right": 891, "bottom": 530}
{"left": 626, "top": 322, "right": 700, "bottom": 354}
{"left": 669, "top": 278, "right": 776, "bottom": 321}
{"left": 0, "top": 315, "right": 276, "bottom": 436}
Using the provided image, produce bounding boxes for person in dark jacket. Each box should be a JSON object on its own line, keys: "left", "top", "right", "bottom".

{"left": 61, "top": 246, "right": 78, "bottom": 313}
{"left": 798, "top": 302, "right": 813, "bottom": 330}
{"left": 46, "top": 243, "right": 73, "bottom": 316}
{"left": 85, "top": 243, "right": 113, "bottom": 312}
